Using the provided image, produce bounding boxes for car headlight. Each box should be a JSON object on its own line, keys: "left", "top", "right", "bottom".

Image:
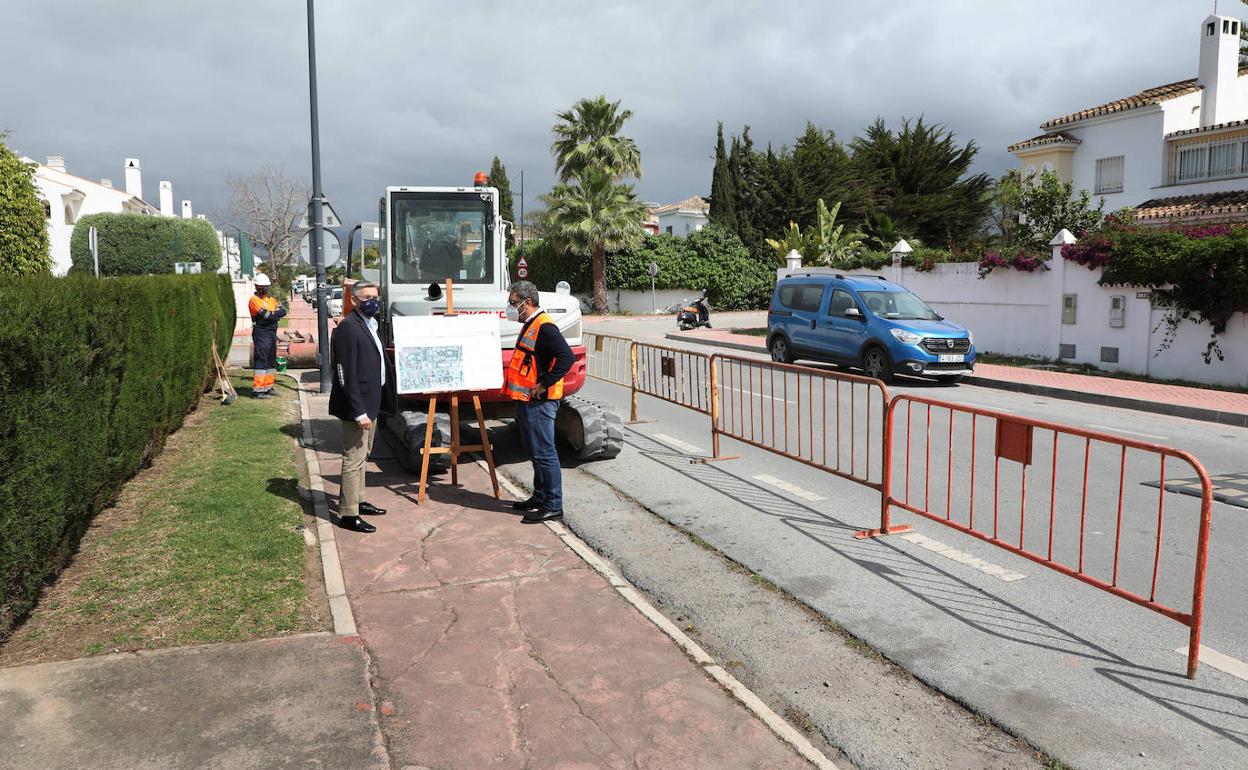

{"left": 968, "top": 331, "right": 974, "bottom": 346}
{"left": 890, "top": 329, "right": 922, "bottom": 345}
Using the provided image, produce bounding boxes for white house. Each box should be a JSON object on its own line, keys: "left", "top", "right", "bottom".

{"left": 1009, "top": 13, "right": 1248, "bottom": 224}
{"left": 653, "top": 195, "right": 710, "bottom": 236}
{"left": 26, "top": 155, "right": 189, "bottom": 275}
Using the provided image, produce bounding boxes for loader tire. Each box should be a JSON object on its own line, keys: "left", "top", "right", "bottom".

{"left": 557, "top": 395, "right": 623, "bottom": 461}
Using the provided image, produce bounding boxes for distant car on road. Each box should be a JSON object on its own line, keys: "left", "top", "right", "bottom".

{"left": 325, "top": 287, "right": 344, "bottom": 317}
{"left": 766, "top": 271, "right": 975, "bottom": 384}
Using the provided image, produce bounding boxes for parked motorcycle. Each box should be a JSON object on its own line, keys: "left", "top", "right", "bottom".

{"left": 675, "top": 289, "right": 711, "bottom": 331}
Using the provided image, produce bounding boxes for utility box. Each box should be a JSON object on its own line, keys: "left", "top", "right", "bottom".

{"left": 1061, "top": 294, "right": 1078, "bottom": 325}
{"left": 1109, "top": 295, "right": 1125, "bottom": 328}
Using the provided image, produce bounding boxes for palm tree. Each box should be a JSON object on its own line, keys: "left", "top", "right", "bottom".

{"left": 541, "top": 167, "right": 646, "bottom": 314}
{"left": 551, "top": 96, "right": 642, "bottom": 182}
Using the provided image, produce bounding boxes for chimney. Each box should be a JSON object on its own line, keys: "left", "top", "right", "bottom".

{"left": 1198, "top": 14, "right": 1247, "bottom": 127}
{"left": 159, "top": 181, "right": 174, "bottom": 216}
{"left": 100, "top": 179, "right": 114, "bottom": 189}
{"left": 46, "top": 156, "right": 66, "bottom": 172}
{"left": 181, "top": 200, "right": 193, "bottom": 219}
{"left": 124, "top": 158, "right": 143, "bottom": 199}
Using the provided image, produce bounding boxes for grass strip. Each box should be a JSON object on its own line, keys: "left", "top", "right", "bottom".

{"left": 0, "top": 373, "right": 315, "bottom": 664}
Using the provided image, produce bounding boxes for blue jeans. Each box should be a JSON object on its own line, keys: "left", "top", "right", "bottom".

{"left": 516, "top": 399, "right": 562, "bottom": 511}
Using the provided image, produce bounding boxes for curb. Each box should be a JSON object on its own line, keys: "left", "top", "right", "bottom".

{"left": 663, "top": 332, "right": 1248, "bottom": 428}
{"left": 296, "top": 386, "right": 358, "bottom": 637}
{"left": 488, "top": 462, "right": 844, "bottom": 770}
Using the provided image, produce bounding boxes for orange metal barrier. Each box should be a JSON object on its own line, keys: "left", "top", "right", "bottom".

{"left": 583, "top": 332, "right": 639, "bottom": 419}
{"left": 634, "top": 343, "right": 712, "bottom": 416}
{"left": 709, "top": 354, "right": 889, "bottom": 487}
{"left": 858, "top": 394, "right": 1214, "bottom": 679}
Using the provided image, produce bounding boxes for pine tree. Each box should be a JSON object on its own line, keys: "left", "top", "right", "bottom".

{"left": 489, "top": 156, "right": 515, "bottom": 248}
{"left": 708, "top": 123, "right": 738, "bottom": 231}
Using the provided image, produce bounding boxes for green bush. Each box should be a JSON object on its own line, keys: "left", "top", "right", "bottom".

{"left": 510, "top": 226, "right": 775, "bottom": 310}
{"left": 0, "top": 273, "right": 235, "bottom": 637}
{"left": 69, "top": 213, "right": 222, "bottom": 275}
{"left": 0, "top": 139, "right": 52, "bottom": 275}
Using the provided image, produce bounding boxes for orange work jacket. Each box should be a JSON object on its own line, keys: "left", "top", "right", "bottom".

{"left": 504, "top": 312, "right": 565, "bottom": 402}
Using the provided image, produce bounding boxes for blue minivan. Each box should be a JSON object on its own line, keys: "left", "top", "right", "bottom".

{"left": 766, "top": 271, "right": 975, "bottom": 384}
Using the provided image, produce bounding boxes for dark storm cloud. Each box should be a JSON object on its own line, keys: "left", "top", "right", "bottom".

{"left": 1, "top": 1, "right": 1207, "bottom": 229}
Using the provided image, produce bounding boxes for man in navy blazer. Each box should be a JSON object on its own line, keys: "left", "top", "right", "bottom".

{"left": 329, "top": 281, "right": 387, "bottom": 533}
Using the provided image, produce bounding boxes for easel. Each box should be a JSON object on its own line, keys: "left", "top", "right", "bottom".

{"left": 415, "top": 278, "right": 502, "bottom": 505}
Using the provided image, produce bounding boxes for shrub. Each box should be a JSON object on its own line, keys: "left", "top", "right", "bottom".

{"left": 0, "top": 273, "right": 235, "bottom": 637}
{"left": 511, "top": 226, "right": 774, "bottom": 310}
{"left": 0, "top": 139, "right": 52, "bottom": 275}
{"left": 69, "top": 213, "right": 222, "bottom": 275}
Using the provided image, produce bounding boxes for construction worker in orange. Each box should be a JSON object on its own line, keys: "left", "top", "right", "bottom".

{"left": 248, "top": 273, "right": 286, "bottom": 399}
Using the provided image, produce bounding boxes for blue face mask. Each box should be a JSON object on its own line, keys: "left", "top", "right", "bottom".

{"left": 359, "top": 298, "right": 381, "bottom": 318}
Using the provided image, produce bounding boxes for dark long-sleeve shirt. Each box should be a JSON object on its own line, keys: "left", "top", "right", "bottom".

{"left": 533, "top": 317, "right": 574, "bottom": 395}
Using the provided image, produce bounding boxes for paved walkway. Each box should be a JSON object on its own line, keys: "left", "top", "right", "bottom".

{"left": 0, "top": 634, "right": 385, "bottom": 770}
{"left": 666, "top": 328, "right": 1248, "bottom": 427}
{"left": 301, "top": 385, "right": 820, "bottom": 769}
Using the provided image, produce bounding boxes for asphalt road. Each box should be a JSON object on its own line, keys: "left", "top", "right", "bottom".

{"left": 570, "top": 314, "right": 1248, "bottom": 770}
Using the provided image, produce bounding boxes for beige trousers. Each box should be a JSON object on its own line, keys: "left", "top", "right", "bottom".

{"left": 340, "top": 419, "right": 377, "bottom": 517}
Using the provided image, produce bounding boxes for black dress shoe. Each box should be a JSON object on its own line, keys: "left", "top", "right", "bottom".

{"left": 521, "top": 509, "right": 563, "bottom": 524}
{"left": 339, "top": 515, "right": 376, "bottom": 533}
{"left": 359, "top": 502, "right": 387, "bottom": 516}
{"left": 511, "top": 497, "right": 539, "bottom": 511}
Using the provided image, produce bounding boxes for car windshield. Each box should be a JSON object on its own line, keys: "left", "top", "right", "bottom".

{"left": 857, "top": 290, "right": 940, "bottom": 320}
{"left": 390, "top": 192, "right": 493, "bottom": 285}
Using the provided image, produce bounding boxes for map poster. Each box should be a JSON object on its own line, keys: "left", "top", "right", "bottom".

{"left": 391, "top": 314, "right": 504, "bottom": 395}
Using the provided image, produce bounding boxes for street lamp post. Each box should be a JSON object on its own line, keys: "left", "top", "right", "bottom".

{"left": 306, "top": 0, "right": 330, "bottom": 392}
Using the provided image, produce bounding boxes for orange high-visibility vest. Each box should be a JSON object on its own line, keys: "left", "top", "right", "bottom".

{"left": 504, "top": 312, "right": 565, "bottom": 402}
{"left": 248, "top": 295, "right": 281, "bottom": 329}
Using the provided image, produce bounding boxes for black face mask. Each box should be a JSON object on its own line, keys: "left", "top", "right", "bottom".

{"left": 359, "top": 298, "right": 381, "bottom": 318}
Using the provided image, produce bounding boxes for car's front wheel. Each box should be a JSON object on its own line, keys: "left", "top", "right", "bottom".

{"left": 769, "top": 335, "right": 794, "bottom": 364}
{"left": 861, "top": 347, "right": 894, "bottom": 383}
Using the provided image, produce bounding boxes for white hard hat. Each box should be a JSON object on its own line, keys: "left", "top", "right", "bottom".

{"left": 254, "top": 273, "right": 271, "bottom": 287}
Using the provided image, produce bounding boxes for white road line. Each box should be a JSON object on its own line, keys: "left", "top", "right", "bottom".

{"left": 652, "top": 433, "right": 706, "bottom": 455}
{"left": 900, "top": 532, "right": 1027, "bottom": 582}
{"left": 1087, "top": 424, "right": 1168, "bottom": 442}
{"left": 1176, "top": 645, "right": 1248, "bottom": 682}
{"left": 725, "top": 385, "right": 794, "bottom": 404}
{"left": 752, "top": 474, "right": 827, "bottom": 502}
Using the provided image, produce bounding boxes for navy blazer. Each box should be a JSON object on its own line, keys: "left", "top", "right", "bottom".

{"left": 328, "top": 311, "right": 384, "bottom": 421}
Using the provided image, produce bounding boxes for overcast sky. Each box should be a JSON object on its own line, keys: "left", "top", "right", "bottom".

{"left": 1, "top": 0, "right": 1224, "bottom": 234}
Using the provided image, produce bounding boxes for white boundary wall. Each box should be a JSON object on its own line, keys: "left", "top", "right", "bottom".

{"left": 847, "top": 234, "right": 1247, "bottom": 388}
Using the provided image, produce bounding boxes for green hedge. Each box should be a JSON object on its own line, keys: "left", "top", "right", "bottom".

{"left": 510, "top": 225, "right": 774, "bottom": 310}
{"left": 0, "top": 273, "right": 235, "bottom": 637}
{"left": 69, "top": 213, "right": 222, "bottom": 275}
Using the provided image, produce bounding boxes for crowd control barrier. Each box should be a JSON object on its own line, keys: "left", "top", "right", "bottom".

{"left": 857, "top": 394, "right": 1214, "bottom": 679}
{"left": 709, "top": 354, "right": 889, "bottom": 487}
{"left": 633, "top": 343, "right": 713, "bottom": 416}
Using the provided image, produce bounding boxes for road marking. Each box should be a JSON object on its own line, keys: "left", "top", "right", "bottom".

{"left": 726, "top": 385, "right": 793, "bottom": 404}
{"left": 752, "top": 474, "right": 827, "bottom": 502}
{"left": 1087, "top": 424, "right": 1168, "bottom": 441}
{"left": 900, "top": 532, "right": 1026, "bottom": 582}
{"left": 652, "top": 433, "right": 706, "bottom": 455}
{"left": 1176, "top": 645, "right": 1248, "bottom": 682}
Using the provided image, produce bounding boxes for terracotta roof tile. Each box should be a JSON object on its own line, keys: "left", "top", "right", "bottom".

{"left": 1006, "top": 131, "right": 1082, "bottom": 153}
{"left": 1041, "top": 79, "right": 1202, "bottom": 129}
{"left": 1132, "top": 190, "right": 1248, "bottom": 222}
{"left": 1166, "top": 118, "right": 1248, "bottom": 139}
{"left": 653, "top": 195, "right": 710, "bottom": 215}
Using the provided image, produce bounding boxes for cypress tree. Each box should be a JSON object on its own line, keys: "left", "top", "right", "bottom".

{"left": 709, "top": 123, "right": 738, "bottom": 231}
{"left": 489, "top": 156, "right": 516, "bottom": 247}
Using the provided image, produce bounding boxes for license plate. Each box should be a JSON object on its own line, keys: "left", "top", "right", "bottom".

{"left": 938, "top": 354, "right": 965, "bottom": 363}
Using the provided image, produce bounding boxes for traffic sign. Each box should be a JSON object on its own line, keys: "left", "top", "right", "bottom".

{"left": 295, "top": 200, "right": 342, "bottom": 229}
{"left": 517, "top": 255, "right": 528, "bottom": 278}
{"left": 300, "top": 227, "right": 342, "bottom": 267}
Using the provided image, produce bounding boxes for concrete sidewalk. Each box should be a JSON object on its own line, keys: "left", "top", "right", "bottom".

{"left": 666, "top": 328, "right": 1248, "bottom": 427}
{"left": 0, "top": 633, "right": 386, "bottom": 770}
{"left": 301, "top": 386, "right": 824, "bottom": 769}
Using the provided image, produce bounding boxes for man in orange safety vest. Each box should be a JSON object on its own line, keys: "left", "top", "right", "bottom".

{"left": 504, "top": 280, "right": 573, "bottom": 523}
{"left": 248, "top": 273, "right": 286, "bottom": 398}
